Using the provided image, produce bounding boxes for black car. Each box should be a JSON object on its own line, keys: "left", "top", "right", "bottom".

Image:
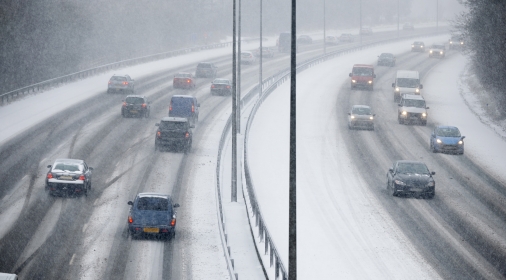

{"left": 121, "top": 95, "right": 150, "bottom": 118}
{"left": 411, "top": 41, "right": 425, "bottom": 52}
{"left": 386, "top": 160, "right": 435, "bottom": 198}
{"left": 155, "top": 117, "right": 192, "bottom": 153}
{"left": 297, "top": 35, "right": 313, "bottom": 44}
{"left": 195, "top": 62, "right": 218, "bottom": 78}
{"left": 127, "top": 192, "right": 180, "bottom": 240}
{"left": 45, "top": 159, "right": 93, "bottom": 196}
{"left": 377, "top": 53, "right": 396, "bottom": 66}
{"left": 211, "top": 78, "right": 232, "bottom": 96}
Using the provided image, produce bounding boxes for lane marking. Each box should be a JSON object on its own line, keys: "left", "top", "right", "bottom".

{"left": 69, "top": 253, "right": 76, "bottom": 265}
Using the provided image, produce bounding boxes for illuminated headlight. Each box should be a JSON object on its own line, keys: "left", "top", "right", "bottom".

{"left": 352, "top": 80, "right": 356, "bottom": 83}
{"left": 395, "top": 87, "right": 400, "bottom": 92}
{"left": 427, "top": 181, "right": 435, "bottom": 187}
{"left": 369, "top": 116, "right": 374, "bottom": 120}
{"left": 415, "top": 88, "right": 420, "bottom": 93}
{"left": 458, "top": 140, "right": 463, "bottom": 145}
{"left": 394, "top": 179, "right": 406, "bottom": 186}
{"left": 436, "top": 139, "right": 442, "bottom": 143}
{"left": 422, "top": 112, "right": 427, "bottom": 117}
{"left": 421, "top": 46, "right": 424, "bottom": 48}
{"left": 350, "top": 115, "right": 355, "bottom": 119}
{"left": 411, "top": 45, "right": 414, "bottom": 47}
{"left": 368, "top": 80, "right": 372, "bottom": 84}
{"left": 461, "top": 42, "right": 464, "bottom": 45}
{"left": 430, "top": 50, "right": 433, "bottom": 53}
{"left": 402, "top": 111, "right": 407, "bottom": 115}
{"left": 450, "top": 41, "right": 453, "bottom": 44}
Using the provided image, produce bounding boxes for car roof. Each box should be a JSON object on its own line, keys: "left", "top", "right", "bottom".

{"left": 242, "top": 51, "right": 253, "bottom": 54}
{"left": 198, "top": 62, "right": 212, "bottom": 65}
{"left": 413, "top": 41, "right": 424, "bottom": 44}
{"left": 172, "top": 95, "right": 195, "bottom": 99}
{"left": 396, "top": 160, "right": 426, "bottom": 165}
{"left": 54, "top": 158, "right": 84, "bottom": 164}
{"left": 213, "top": 79, "right": 230, "bottom": 83}
{"left": 353, "top": 64, "right": 374, "bottom": 68}
{"left": 401, "top": 94, "right": 425, "bottom": 100}
{"left": 396, "top": 70, "right": 419, "bottom": 78}
{"left": 136, "top": 192, "right": 171, "bottom": 199}
{"left": 436, "top": 125, "right": 459, "bottom": 130}
{"left": 352, "top": 105, "right": 371, "bottom": 109}
{"left": 380, "top": 53, "right": 393, "bottom": 56}
{"left": 161, "top": 117, "right": 189, "bottom": 123}
{"left": 125, "top": 95, "right": 145, "bottom": 99}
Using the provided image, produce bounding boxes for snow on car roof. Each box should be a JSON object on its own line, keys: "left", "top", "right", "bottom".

{"left": 137, "top": 192, "right": 170, "bottom": 199}
{"left": 396, "top": 70, "right": 419, "bottom": 79}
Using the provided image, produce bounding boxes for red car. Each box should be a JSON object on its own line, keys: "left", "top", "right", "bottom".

{"left": 349, "top": 64, "right": 376, "bottom": 91}
{"left": 173, "top": 72, "right": 196, "bottom": 89}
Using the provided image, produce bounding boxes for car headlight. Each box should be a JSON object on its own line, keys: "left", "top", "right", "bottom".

{"left": 350, "top": 115, "right": 355, "bottom": 119}
{"left": 421, "top": 46, "right": 424, "bottom": 48}
{"left": 395, "top": 87, "right": 400, "bottom": 92}
{"left": 427, "top": 181, "right": 435, "bottom": 187}
{"left": 369, "top": 116, "right": 374, "bottom": 120}
{"left": 458, "top": 140, "right": 463, "bottom": 145}
{"left": 394, "top": 179, "right": 406, "bottom": 186}
{"left": 411, "top": 45, "right": 414, "bottom": 47}
{"left": 402, "top": 111, "right": 407, "bottom": 115}
{"left": 415, "top": 88, "right": 420, "bottom": 93}
{"left": 422, "top": 112, "right": 427, "bottom": 117}
{"left": 436, "top": 139, "right": 442, "bottom": 143}
{"left": 461, "top": 42, "right": 464, "bottom": 45}
{"left": 430, "top": 50, "right": 433, "bottom": 53}
{"left": 368, "top": 80, "right": 372, "bottom": 84}
{"left": 352, "top": 80, "right": 356, "bottom": 83}
{"left": 450, "top": 41, "right": 453, "bottom": 44}
{"left": 440, "top": 51, "right": 444, "bottom": 54}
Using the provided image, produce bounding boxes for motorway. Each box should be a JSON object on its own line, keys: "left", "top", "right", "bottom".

{"left": 0, "top": 26, "right": 448, "bottom": 279}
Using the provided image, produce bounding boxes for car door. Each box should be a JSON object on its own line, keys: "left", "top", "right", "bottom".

{"left": 387, "top": 163, "right": 396, "bottom": 187}
{"left": 430, "top": 129, "right": 436, "bottom": 147}
{"left": 83, "top": 162, "right": 92, "bottom": 185}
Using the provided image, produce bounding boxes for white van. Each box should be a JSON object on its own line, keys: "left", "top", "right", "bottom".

{"left": 0, "top": 273, "right": 17, "bottom": 280}
{"left": 392, "top": 70, "right": 423, "bottom": 102}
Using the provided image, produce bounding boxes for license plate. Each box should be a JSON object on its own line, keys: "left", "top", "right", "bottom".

{"left": 59, "top": 176, "right": 73, "bottom": 180}
{"left": 143, "top": 227, "right": 159, "bottom": 233}
{"left": 130, "top": 110, "right": 138, "bottom": 113}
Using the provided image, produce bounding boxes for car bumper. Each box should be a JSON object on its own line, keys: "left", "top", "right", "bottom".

{"left": 129, "top": 225, "right": 175, "bottom": 238}
{"left": 434, "top": 143, "right": 464, "bottom": 153}
{"left": 156, "top": 138, "right": 190, "bottom": 148}
{"left": 399, "top": 113, "right": 427, "bottom": 122}
{"left": 122, "top": 108, "right": 147, "bottom": 116}
{"left": 351, "top": 82, "right": 373, "bottom": 89}
{"left": 46, "top": 182, "right": 86, "bottom": 196}
{"left": 393, "top": 184, "right": 434, "bottom": 196}
{"left": 211, "top": 89, "right": 231, "bottom": 95}
{"left": 350, "top": 120, "right": 374, "bottom": 129}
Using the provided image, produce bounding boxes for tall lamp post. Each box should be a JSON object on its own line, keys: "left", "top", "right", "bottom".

{"left": 436, "top": 0, "right": 439, "bottom": 33}
{"left": 323, "top": 0, "right": 326, "bottom": 55}
{"left": 289, "top": 0, "right": 297, "bottom": 278}
{"left": 259, "top": 0, "right": 263, "bottom": 96}
{"left": 231, "top": 0, "right": 237, "bottom": 202}
{"left": 359, "top": 0, "right": 362, "bottom": 45}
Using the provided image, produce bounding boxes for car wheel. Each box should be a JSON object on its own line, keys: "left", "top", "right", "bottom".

{"left": 83, "top": 185, "right": 88, "bottom": 196}
{"left": 398, "top": 117, "right": 403, "bottom": 124}
{"left": 370, "top": 125, "right": 375, "bottom": 131}
{"left": 425, "top": 192, "right": 435, "bottom": 199}
{"left": 155, "top": 143, "right": 159, "bottom": 152}
{"left": 421, "top": 121, "right": 427, "bottom": 126}
{"left": 391, "top": 184, "right": 398, "bottom": 197}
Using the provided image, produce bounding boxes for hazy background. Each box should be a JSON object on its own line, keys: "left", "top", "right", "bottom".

{"left": 0, "top": 0, "right": 464, "bottom": 94}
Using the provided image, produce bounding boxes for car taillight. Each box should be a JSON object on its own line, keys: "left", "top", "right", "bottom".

{"left": 142, "top": 103, "right": 147, "bottom": 108}
{"left": 187, "top": 79, "right": 190, "bottom": 83}
{"left": 79, "top": 175, "right": 85, "bottom": 180}
{"left": 122, "top": 102, "right": 127, "bottom": 107}
{"left": 128, "top": 216, "right": 133, "bottom": 223}
{"left": 123, "top": 81, "right": 128, "bottom": 85}
{"left": 211, "top": 85, "right": 215, "bottom": 88}
{"left": 226, "top": 85, "right": 231, "bottom": 89}
{"left": 108, "top": 81, "right": 112, "bottom": 84}
{"left": 169, "top": 103, "right": 172, "bottom": 111}
{"left": 185, "top": 132, "right": 190, "bottom": 138}
{"left": 170, "top": 219, "right": 176, "bottom": 226}
{"left": 47, "top": 173, "right": 53, "bottom": 179}
{"left": 157, "top": 131, "right": 161, "bottom": 138}
{"left": 191, "top": 104, "right": 195, "bottom": 113}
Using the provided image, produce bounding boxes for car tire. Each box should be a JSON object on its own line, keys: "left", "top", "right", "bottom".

{"left": 398, "top": 117, "right": 403, "bottom": 124}
{"left": 421, "top": 121, "right": 427, "bottom": 126}
{"left": 145, "top": 110, "right": 149, "bottom": 118}
{"left": 370, "top": 125, "right": 375, "bottom": 131}
{"left": 425, "top": 192, "right": 435, "bottom": 199}
{"left": 155, "top": 143, "right": 159, "bottom": 152}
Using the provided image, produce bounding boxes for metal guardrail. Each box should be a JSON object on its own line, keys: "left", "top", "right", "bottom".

{"left": 0, "top": 39, "right": 259, "bottom": 106}
{"left": 242, "top": 30, "right": 447, "bottom": 279}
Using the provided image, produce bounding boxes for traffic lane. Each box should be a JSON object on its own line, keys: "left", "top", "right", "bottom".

{"left": 341, "top": 50, "right": 506, "bottom": 279}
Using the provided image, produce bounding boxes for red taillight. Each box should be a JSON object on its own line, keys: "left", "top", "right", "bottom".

{"left": 187, "top": 79, "right": 190, "bottom": 83}
{"left": 191, "top": 104, "right": 195, "bottom": 113}
{"left": 128, "top": 216, "right": 133, "bottom": 223}
{"left": 47, "top": 173, "right": 53, "bottom": 179}
{"left": 123, "top": 81, "right": 128, "bottom": 85}
{"left": 108, "top": 81, "right": 112, "bottom": 84}
{"left": 211, "top": 85, "right": 215, "bottom": 88}
{"left": 122, "top": 102, "right": 127, "bottom": 107}
{"left": 79, "top": 175, "right": 85, "bottom": 180}
{"left": 226, "top": 85, "right": 231, "bottom": 89}
{"left": 169, "top": 102, "right": 172, "bottom": 111}
{"left": 142, "top": 103, "right": 147, "bottom": 108}
{"left": 170, "top": 219, "right": 176, "bottom": 226}
{"left": 157, "top": 131, "right": 161, "bottom": 138}
{"left": 185, "top": 132, "right": 190, "bottom": 138}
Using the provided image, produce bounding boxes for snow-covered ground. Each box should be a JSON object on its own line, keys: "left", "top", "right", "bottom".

{"left": 246, "top": 36, "right": 506, "bottom": 279}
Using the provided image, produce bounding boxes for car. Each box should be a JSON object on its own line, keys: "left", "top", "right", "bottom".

{"left": 325, "top": 35, "right": 339, "bottom": 45}
{"left": 168, "top": 95, "right": 199, "bottom": 127}
{"left": 45, "top": 159, "right": 93, "bottom": 196}
{"left": 411, "top": 41, "right": 425, "bottom": 52}
{"left": 339, "top": 33, "right": 354, "bottom": 42}
{"left": 211, "top": 78, "right": 232, "bottom": 96}
{"left": 127, "top": 192, "right": 180, "bottom": 240}
{"left": 377, "top": 53, "right": 396, "bottom": 66}
{"left": 449, "top": 35, "right": 464, "bottom": 49}
{"left": 107, "top": 74, "right": 135, "bottom": 93}
{"left": 155, "top": 117, "right": 193, "bottom": 153}
{"left": 429, "top": 44, "right": 446, "bottom": 58}
{"left": 403, "top": 22, "right": 414, "bottom": 30}
{"left": 173, "top": 72, "right": 196, "bottom": 89}
{"left": 349, "top": 64, "right": 376, "bottom": 90}
{"left": 121, "top": 95, "right": 150, "bottom": 118}
{"left": 297, "top": 35, "right": 313, "bottom": 44}
{"left": 397, "top": 94, "right": 429, "bottom": 125}
{"left": 278, "top": 32, "right": 291, "bottom": 53}
{"left": 386, "top": 160, "right": 435, "bottom": 198}
{"left": 241, "top": 51, "right": 257, "bottom": 64}
{"left": 360, "top": 26, "right": 373, "bottom": 35}
{"left": 392, "top": 70, "right": 423, "bottom": 102}
{"left": 348, "top": 105, "right": 375, "bottom": 130}
{"left": 195, "top": 62, "right": 218, "bottom": 78}
{"left": 429, "top": 126, "right": 465, "bottom": 154}
{"left": 253, "top": 47, "right": 274, "bottom": 58}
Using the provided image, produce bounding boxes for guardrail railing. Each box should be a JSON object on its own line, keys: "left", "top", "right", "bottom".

{"left": 242, "top": 30, "right": 447, "bottom": 279}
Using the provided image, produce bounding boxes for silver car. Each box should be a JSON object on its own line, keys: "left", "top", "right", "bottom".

{"left": 108, "top": 74, "right": 135, "bottom": 93}
{"left": 348, "top": 105, "right": 375, "bottom": 130}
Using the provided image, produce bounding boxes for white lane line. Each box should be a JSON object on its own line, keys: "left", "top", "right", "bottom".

{"left": 82, "top": 223, "right": 88, "bottom": 233}
{"left": 69, "top": 253, "right": 76, "bottom": 265}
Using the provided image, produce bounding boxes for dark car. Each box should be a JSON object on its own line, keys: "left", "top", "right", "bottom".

{"left": 173, "top": 72, "right": 196, "bottom": 89}
{"left": 195, "top": 62, "right": 218, "bottom": 78}
{"left": 339, "top": 33, "right": 354, "bottom": 42}
{"left": 155, "top": 117, "right": 193, "bottom": 153}
{"left": 430, "top": 126, "right": 465, "bottom": 154}
{"left": 360, "top": 26, "right": 373, "bottom": 35}
{"left": 45, "top": 159, "right": 93, "bottom": 196}
{"left": 127, "top": 193, "right": 180, "bottom": 240}
{"left": 297, "top": 35, "right": 313, "bottom": 44}
{"left": 168, "top": 95, "right": 199, "bottom": 127}
{"left": 411, "top": 41, "right": 425, "bottom": 52}
{"left": 348, "top": 105, "right": 375, "bottom": 130}
{"left": 107, "top": 74, "right": 135, "bottom": 93}
{"left": 253, "top": 47, "right": 274, "bottom": 58}
{"left": 449, "top": 35, "right": 464, "bottom": 49}
{"left": 403, "top": 22, "right": 414, "bottom": 30}
{"left": 121, "top": 95, "right": 150, "bottom": 118}
{"left": 377, "top": 53, "right": 396, "bottom": 66}
{"left": 211, "top": 79, "right": 232, "bottom": 96}
{"left": 386, "top": 160, "right": 435, "bottom": 198}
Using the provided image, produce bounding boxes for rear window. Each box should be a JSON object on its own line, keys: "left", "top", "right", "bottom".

{"left": 175, "top": 73, "right": 191, "bottom": 78}
{"left": 380, "top": 53, "right": 393, "bottom": 58}
{"left": 436, "top": 127, "right": 461, "bottom": 137}
{"left": 53, "top": 163, "right": 81, "bottom": 172}
{"left": 171, "top": 97, "right": 193, "bottom": 107}
{"left": 125, "top": 97, "right": 145, "bottom": 104}
{"left": 160, "top": 121, "right": 187, "bottom": 130}
{"left": 213, "top": 79, "right": 229, "bottom": 84}
{"left": 352, "top": 67, "right": 373, "bottom": 76}
{"left": 110, "top": 76, "right": 126, "bottom": 81}
{"left": 397, "top": 162, "right": 430, "bottom": 175}
{"left": 198, "top": 63, "right": 212, "bottom": 68}
{"left": 136, "top": 197, "right": 169, "bottom": 211}
{"left": 403, "top": 99, "right": 426, "bottom": 108}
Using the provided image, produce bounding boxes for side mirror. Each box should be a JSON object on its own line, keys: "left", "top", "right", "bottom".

{"left": 373, "top": 114, "right": 376, "bottom": 116}
{"left": 47, "top": 165, "right": 52, "bottom": 168}
{"left": 347, "top": 113, "right": 351, "bottom": 115}
{"left": 127, "top": 201, "right": 133, "bottom": 206}
{"left": 398, "top": 103, "right": 402, "bottom": 107}
{"left": 431, "top": 172, "right": 436, "bottom": 175}
{"left": 461, "top": 136, "right": 466, "bottom": 140}
{"left": 392, "top": 83, "right": 395, "bottom": 88}
{"left": 426, "top": 107, "right": 430, "bottom": 109}
{"left": 419, "top": 84, "right": 423, "bottom": 89}
{"left": 349, "top": 73, "right": 352, "bottom": 77}
{"left": 173, "top": 203, "right": 180, "bottom": 208}
{"left": 389, "top": 168, "right": 393, "bottom": 173}
{"left": 89, "top": 167, "right": 94, "bottom": 171}
{"left": 155, "top": 123, "right": 160, "bottom": 126}
{"left": 373, "top": 74, "right": 377, "bottom": 78}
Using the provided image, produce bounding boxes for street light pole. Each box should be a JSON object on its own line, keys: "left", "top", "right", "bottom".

{"left": 359, "top": 0, "right": 362, "bottom": 45}
{"left": 397, "top": 0, "right": 399, "bottom": 38}
{"left": 323, "top": 0, "right": 326, "bottom": 55}
{"left": 231, "top": 0, "right": 237, "bottom": 202}
{"left": 237, "top": 0, "right": 242, "bottom": 133}
{"left": 289, "top": 0, "right": 297, "bottom": 278}
{"left": 436, "top": 0, "right": 439, "bottom": 33}
{"left": 259, "top": 0, "right": 263, "bottom": 97}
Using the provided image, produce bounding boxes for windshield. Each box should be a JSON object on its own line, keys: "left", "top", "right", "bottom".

{"left": 53, "top": 163, "right": 81, "bottom": 172}
{"left": 432, "top": 45, "right": 445, "bottom": 49}
{"left": 352, "top": 67, "right": 373, "bottom": 76}
{"left": 403, "top": 99, "right": 426, "bottom": 108}
{"left": 160, "top": 121, "right": 187, "bottom": 130}
{"left": 397, "top": 162, "right": 430, "bottom": 174}
{"left": 125, "top": 97, "right": 144, "bottom": 104}
{"left": 136, "top": 197, "right": 169, "bottom": 211}
{"left": 213, "top": 79, "right": 229, "bottom": 84}
{"left": 380, "top": 53, "right": 393, "bottom": 58}
{"left": 198, "top": 63, "right": 211, "bottom": 68}
{"left": 110, "top": 76, "right": 126, "bottom": 81}
{"left": 351, "top": 107, "right": 371, "bottom": 115}
{"left": 436, "top": 127, "right": 461, "bottom": 137}
{"left": 396, "top": 78, "right": 419, "bottom": 88}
